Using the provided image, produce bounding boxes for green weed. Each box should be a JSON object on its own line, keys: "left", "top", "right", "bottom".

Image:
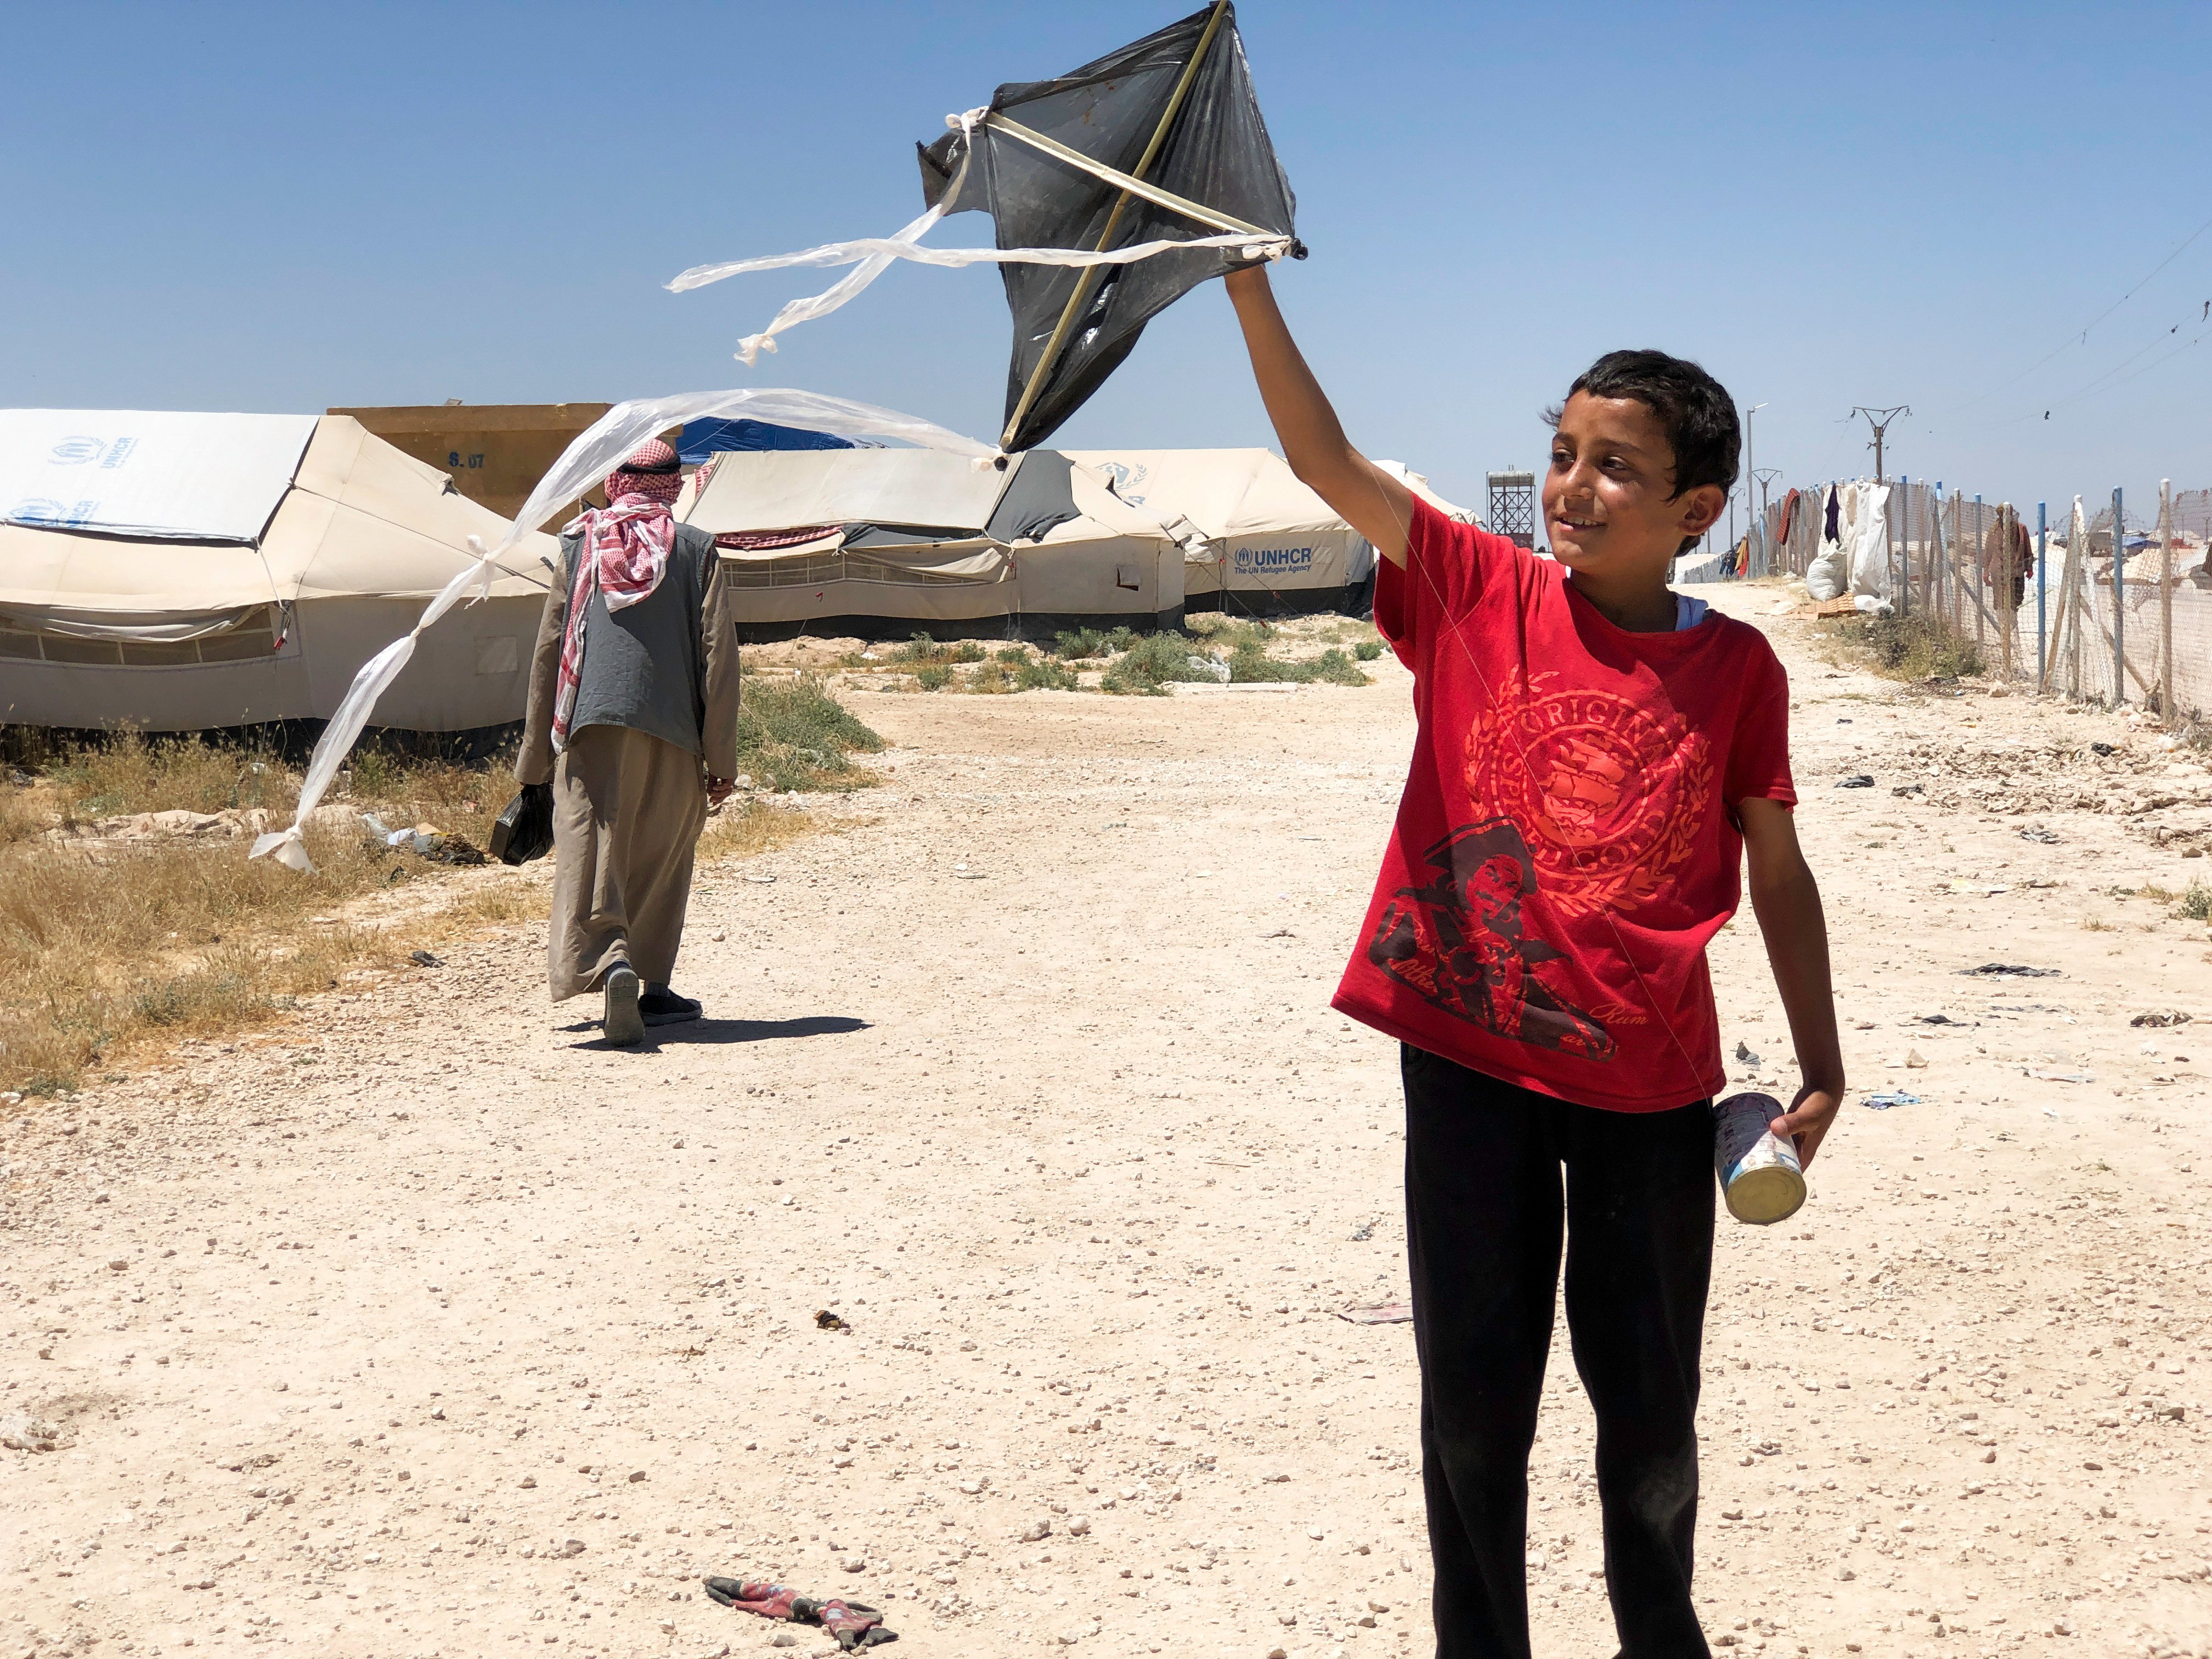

{"left": 1101, "top": 634, "right": 1218, "bottom": 696}
{"left": 734, "top": 674, "right": 885, "bottom": 791}
{"left": 1833, "top": 611, "right": 1984, "bottom": 682}
{"left": 1228, "top": 644, "right": 1370, "bottom": 686}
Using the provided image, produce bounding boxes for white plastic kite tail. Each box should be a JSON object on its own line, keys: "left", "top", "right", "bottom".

{"left": 668, "top": 106, "right": 1293, "bottom": 366}
{"left": 251, "top": 390, "right": 993, "bottom": 874}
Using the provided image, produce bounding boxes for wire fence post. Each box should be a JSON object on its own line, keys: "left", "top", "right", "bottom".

{"left": 2113, "top": 486, "right": 2125, "bottom": 708}
{"left": 2070, "top": 500, "right": 2085, "bottom": 699}
{"left": 1932, "top": 483, "right": 1944, "bottom": 623}
{"left": 1982, "top": 493, "right": 1999, "bottom": 654}
{"left": 2036, "top": 500, "right": 2048, "bottom": 693}
{"left": 1884, "top": 473, "right": 1902, "bottom": 619}
{"left": 2160, "top": 478, "right": 2175, "bottom": 725}
{"left": 1884, "top": 477, "right": 1902, "bottom": 614}
{"left": 1999, "top": 501, "right": 2015, "bottom": 680}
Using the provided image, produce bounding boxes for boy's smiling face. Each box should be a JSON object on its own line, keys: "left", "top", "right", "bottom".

{"left": 1543, "top": 391, "right": 1724, "bottom": 582}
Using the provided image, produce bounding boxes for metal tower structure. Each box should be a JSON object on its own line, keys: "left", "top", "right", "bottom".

{"left": 1486, "top": 469, "right": 1537, "bottom": 549}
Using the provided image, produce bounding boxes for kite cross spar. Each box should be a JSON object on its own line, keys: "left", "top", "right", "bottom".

{"left": 667, "top": 1, "right": 1305, "bottom": 453}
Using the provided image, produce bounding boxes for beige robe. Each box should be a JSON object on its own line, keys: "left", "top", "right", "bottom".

{"left": 543, "top": 724, "right": 706, "bottom": 998}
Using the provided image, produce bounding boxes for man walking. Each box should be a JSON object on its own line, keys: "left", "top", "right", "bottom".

{"left": 517, "top": 437, "right": 739, "bottom": 1045}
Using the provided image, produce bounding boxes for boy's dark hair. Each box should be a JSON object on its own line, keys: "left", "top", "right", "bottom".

{"left": 1544, "top": 350, "right": 1739, "bottom": 555}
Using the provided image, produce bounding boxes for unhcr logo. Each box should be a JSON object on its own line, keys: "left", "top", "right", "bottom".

{"left": 9, "top": 497, "right": 100, "bottom": 527}
{"left": 1233, "top": 544, "right": 1316, "bottom": 575}
{"left": 47, "top": 436, "right": 138, "bottom": 469}
{"left": 1096, "top": 459, "right": 1152, "bottom": 505}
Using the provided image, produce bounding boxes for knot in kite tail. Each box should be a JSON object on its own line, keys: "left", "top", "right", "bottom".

{"left": 463, "top": 535, "right": 497, "bottom": 606}
{"left": 946, "top": 105, "right": 989, "bottom": 135}
{"left": 735, "top": 333, "right": 780, "bottom": 367}
{"left": 248, "top": 825, "right": 314, "bottom": 874}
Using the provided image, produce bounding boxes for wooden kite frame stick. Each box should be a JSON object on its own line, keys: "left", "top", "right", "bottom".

{"left": 999, "top": 0, "right": 1235, "bottom": 451}
{"left": 984, "top": 114, "right": 1269, "bottom": 238}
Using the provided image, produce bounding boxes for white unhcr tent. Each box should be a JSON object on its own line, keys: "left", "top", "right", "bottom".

{"left": 678, "top": 447, "right": 1183, "bottom": 641}
{"left": 0, "top": 410, "right": 555, "bottom": 732}
{"left": 1061, "top": 448, "right": 1475, "bottom": 617}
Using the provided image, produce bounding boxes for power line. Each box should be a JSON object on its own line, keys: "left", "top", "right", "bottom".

{"left": 1979, "top": 297, "right": 2212, "bottom": 428}
{"left": 1949, "top": 210, "right": 2212, "bottom": 411}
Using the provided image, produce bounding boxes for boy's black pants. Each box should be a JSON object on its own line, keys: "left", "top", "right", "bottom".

{"left": 1401, "top": 1043, "right": 1715, "bottom": 1659}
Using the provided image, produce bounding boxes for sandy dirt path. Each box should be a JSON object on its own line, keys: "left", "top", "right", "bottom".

{"left": 4, "top": 588, "right": 2209, "bottom": 1659}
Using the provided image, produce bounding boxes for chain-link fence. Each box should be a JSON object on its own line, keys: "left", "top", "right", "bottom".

{"left": 1692, "top": 478, "right": 2212, "bottom": 724}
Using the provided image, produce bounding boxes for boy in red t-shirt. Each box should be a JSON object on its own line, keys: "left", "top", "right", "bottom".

{"left": 1224, "top": 266, "right": 1844, "bottom": 1659}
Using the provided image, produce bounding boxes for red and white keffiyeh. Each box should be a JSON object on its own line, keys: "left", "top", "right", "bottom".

{"left": 550, "top": 440, "right": 685, "bottom": 753}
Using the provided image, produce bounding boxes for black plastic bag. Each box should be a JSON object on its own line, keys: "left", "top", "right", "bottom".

{"left": 489, "top": 782, "right": 554, "bottom": 866}
{"left": 917, "top": 2, "right": 1299, "bottom": 452}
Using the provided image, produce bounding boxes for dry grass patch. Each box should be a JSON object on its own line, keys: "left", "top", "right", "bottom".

{"left": 697, "top": 798, "right": 820, "bottom": 863}
{"left": 0, "top": 740, "right": 551, "bottom": 1095}
{"left": 0, "top": 689, "right": 882, "bottom": 1098}
{"left": 0, "top": 814, "right": 414, "bottom": 1095}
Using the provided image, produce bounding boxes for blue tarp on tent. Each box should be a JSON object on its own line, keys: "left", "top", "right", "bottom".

{"left": 678, "top": 417, "right": 856, "bottom": 465}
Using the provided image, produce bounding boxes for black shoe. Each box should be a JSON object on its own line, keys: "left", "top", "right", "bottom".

{"left": 602, "top": 965, "right": 644, "bottom": 1046}
{"left": 641, "top": 983, "right": 702, "bottom": 1026}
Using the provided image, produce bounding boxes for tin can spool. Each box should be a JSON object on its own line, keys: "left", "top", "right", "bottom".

{"left": 1714, "top": 1092, "right": 1805, "bottom": 1224}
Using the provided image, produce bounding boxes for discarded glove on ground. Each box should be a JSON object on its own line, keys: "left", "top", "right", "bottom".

{"left": 702, "top": 1576, "right": 895, "bottom": 1650}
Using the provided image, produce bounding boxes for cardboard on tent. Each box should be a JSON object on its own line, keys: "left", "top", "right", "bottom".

{"left": 329, "top": 402, "right": 612, "bottom": 521}
{"left": 1062, "top": 448, "right": 1474, "bottom": 616}
{"left": 678, "top": 447, "right": 1184, "bottom": 642}
{"left": 0, "top": 410, "right": 555, "bottom": 733}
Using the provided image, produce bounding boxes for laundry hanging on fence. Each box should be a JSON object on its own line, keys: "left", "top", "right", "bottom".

{"left": 249, "top": 390, "right": 991, "bottom": 875}
{"left": 668, "top": 1, "right": 1302, "bottom": 452}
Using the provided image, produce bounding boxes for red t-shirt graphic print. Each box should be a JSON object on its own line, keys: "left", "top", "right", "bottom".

{"left": 1333, "top": 498, "right": 1796, "bottom": 1113}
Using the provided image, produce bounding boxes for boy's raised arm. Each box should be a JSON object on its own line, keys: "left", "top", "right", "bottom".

{"left": 1225, "top": 265, "right": 1413, "bottom": 567}
{"left": 1740, "top": 797, "right": 1846, "bottom": 1166}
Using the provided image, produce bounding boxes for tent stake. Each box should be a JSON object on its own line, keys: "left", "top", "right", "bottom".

{"left": 999, "top": 0, "right": 1234, "bottom": 451}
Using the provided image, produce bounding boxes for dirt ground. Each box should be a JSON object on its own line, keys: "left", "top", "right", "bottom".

{"left": 4, "top": 584, "right": 2209, "bottom": 1659}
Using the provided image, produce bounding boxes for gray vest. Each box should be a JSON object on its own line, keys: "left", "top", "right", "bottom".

{"left": 557, "top": 521, "right": 716, "bottom": 758}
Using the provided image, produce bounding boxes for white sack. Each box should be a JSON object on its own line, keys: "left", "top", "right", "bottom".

{"left": 1805, "top": 543, "right": 1849, "bottom": 601}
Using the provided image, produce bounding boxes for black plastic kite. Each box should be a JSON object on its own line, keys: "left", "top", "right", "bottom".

{"left": 669, "top": 1, "right": 1300, "bottom": 453}
{"left": 918, "top": 2, "right": 1301, "bottom": 450}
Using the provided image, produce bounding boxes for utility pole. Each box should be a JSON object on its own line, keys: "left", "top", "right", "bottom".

{"left": 1751, "top": 467, "right": 1782, "bottom": 577}
{"left": 1852, "top": 405, "right": 1909, "bottom": 613}
{"left": 1850, "top": 405, "right": 1910, "bottom": 484}
{"left": 1742, "top": 403, "right": 1768, "bottom": 573}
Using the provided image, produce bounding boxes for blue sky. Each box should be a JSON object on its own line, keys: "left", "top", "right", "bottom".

{"left": 5, "top": 2, "right": 2207, "bottom": 523}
